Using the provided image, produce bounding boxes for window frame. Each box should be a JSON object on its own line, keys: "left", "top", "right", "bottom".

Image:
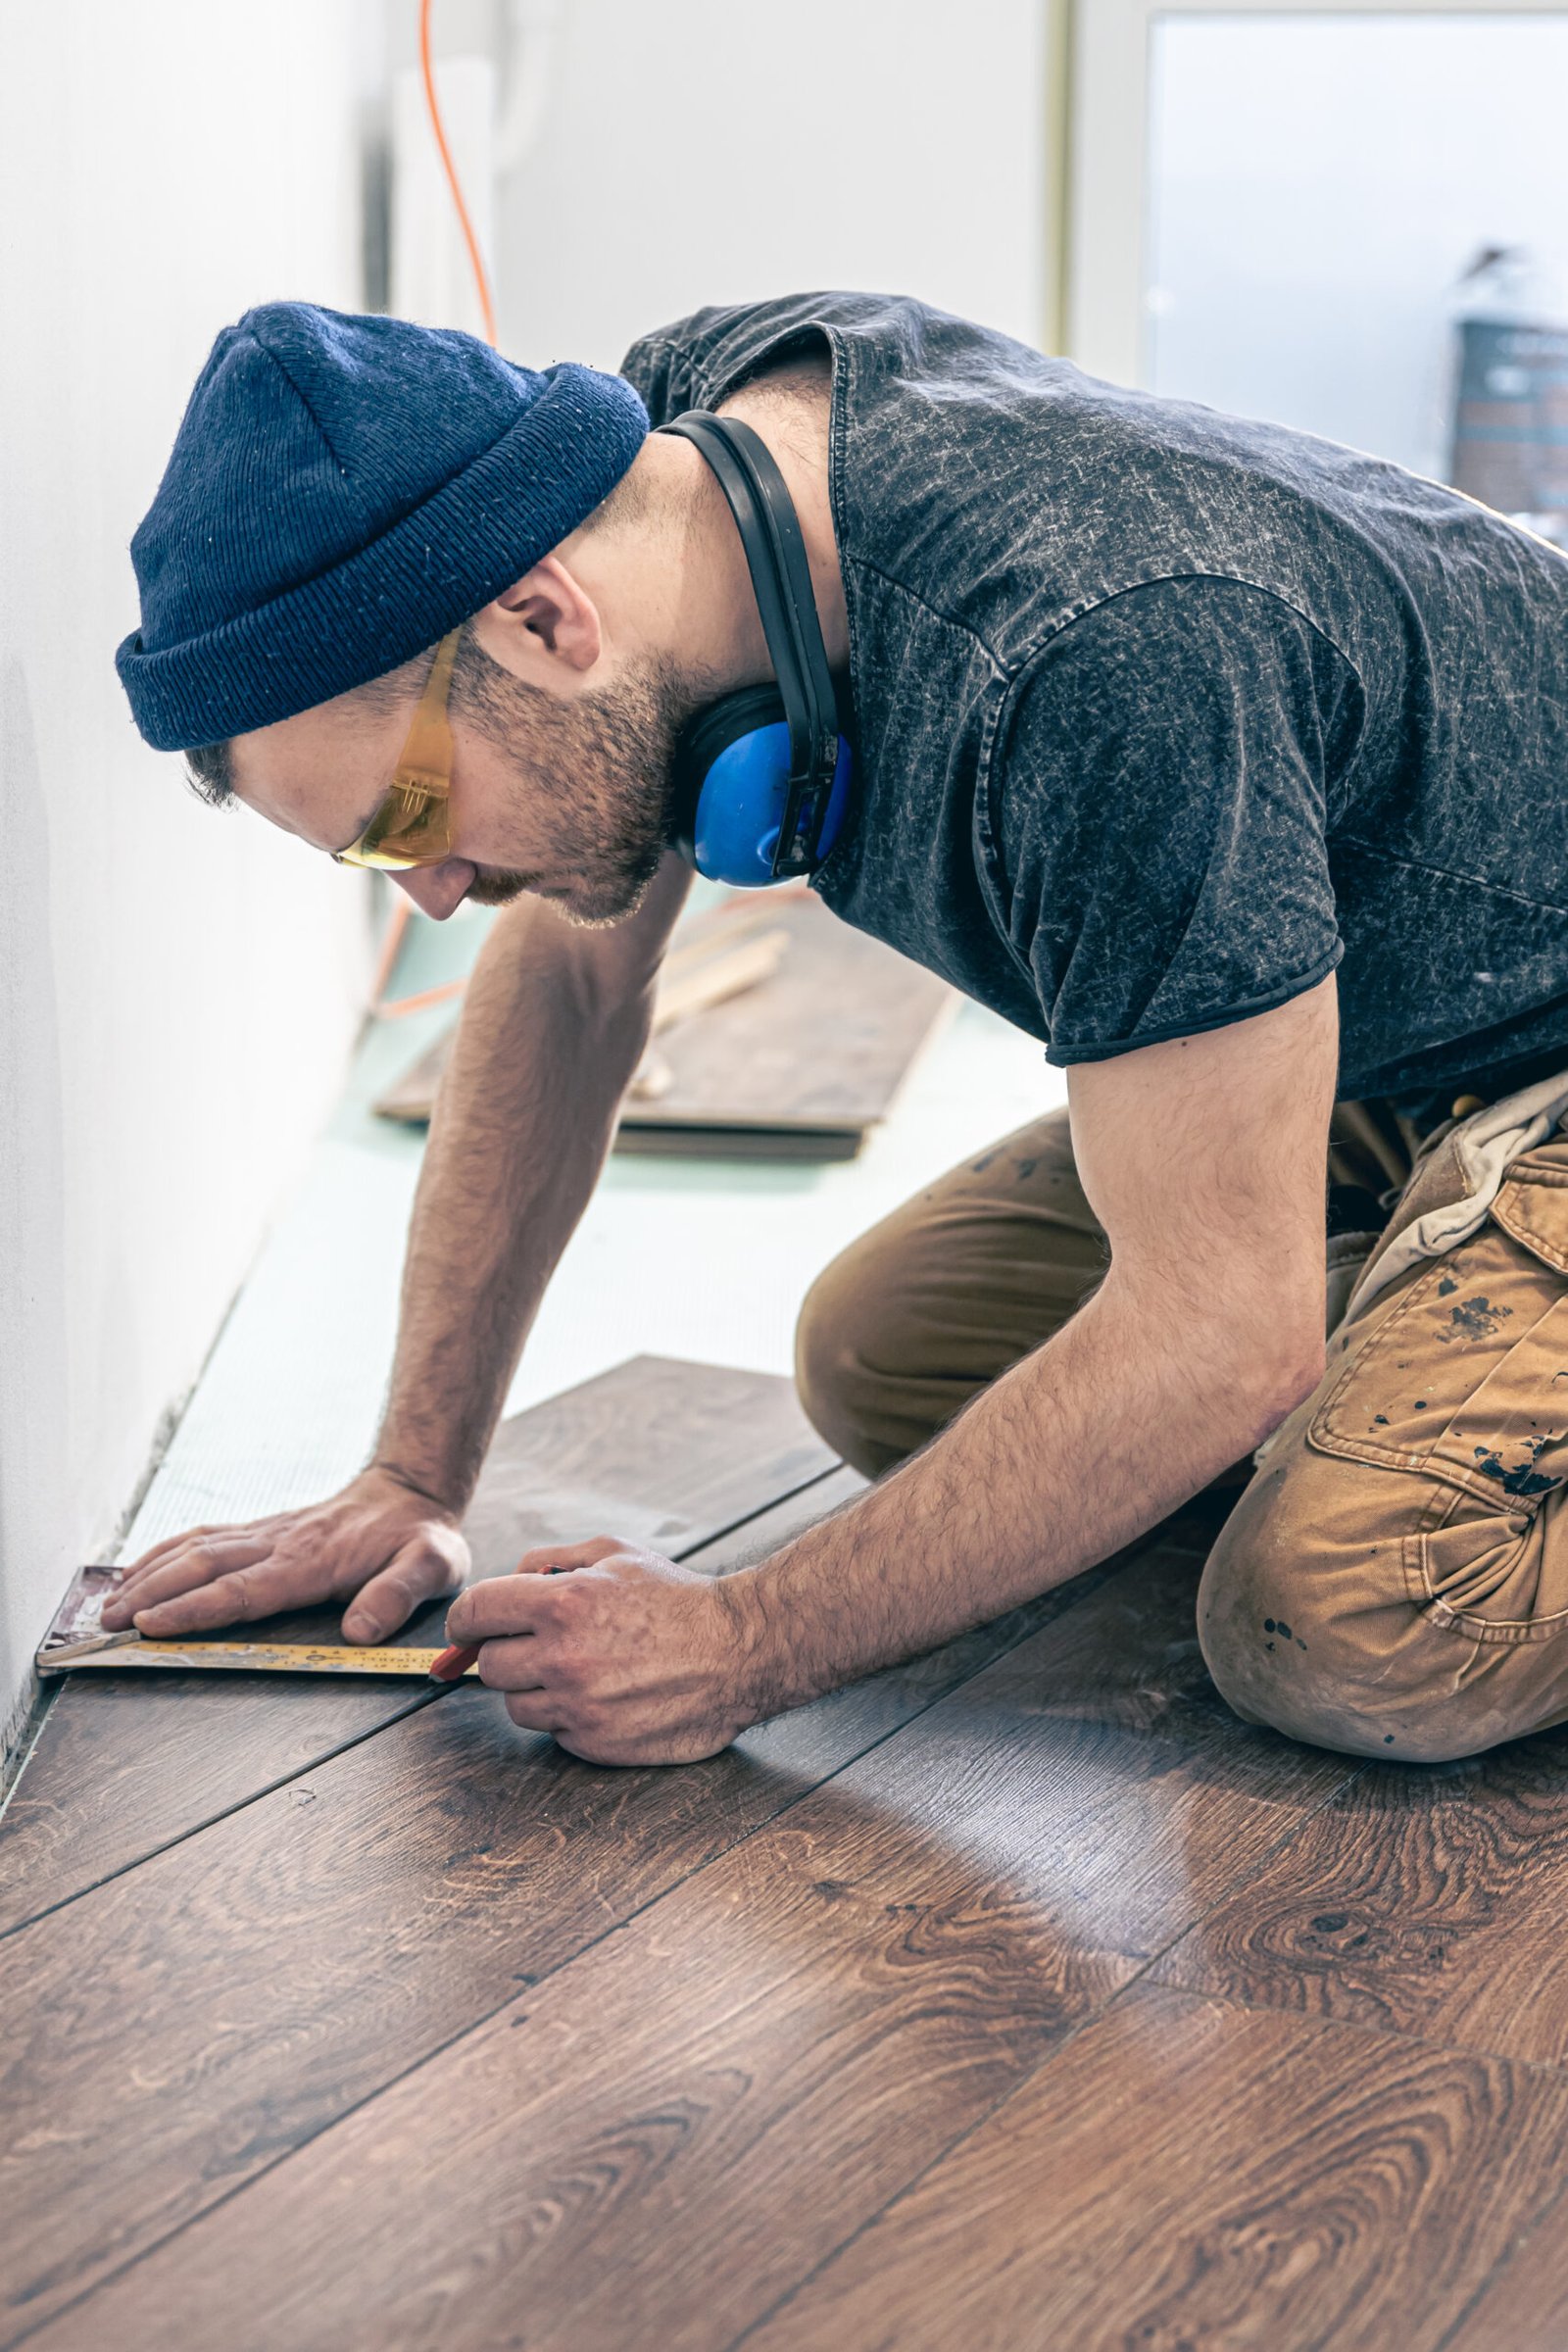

{"left": 1066, "top": 0, "right": 1568, "bottom": 383}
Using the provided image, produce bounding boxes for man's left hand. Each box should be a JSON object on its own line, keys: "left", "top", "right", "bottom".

{"left": 443, "top": 1538, "right": 764, "bottom": 1765}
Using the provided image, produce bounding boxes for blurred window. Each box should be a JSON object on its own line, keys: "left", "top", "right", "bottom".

{"left": 1071, "top": 1, "right": 1568, "bottom": 528}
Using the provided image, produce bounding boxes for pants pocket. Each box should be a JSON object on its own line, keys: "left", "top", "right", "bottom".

{"left": 1410, "top": 1482, "right": 1561, "bottom": 1637}
{"left": 1306, "top": 1157, "right": 1568, "bottom": 1636}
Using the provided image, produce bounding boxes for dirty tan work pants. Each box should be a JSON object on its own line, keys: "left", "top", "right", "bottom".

{"left": 794, "top": 1102, "right": 1568, "bottom": 1762}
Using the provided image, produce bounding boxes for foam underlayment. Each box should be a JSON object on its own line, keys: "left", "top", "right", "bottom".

{"left": 119, "top": 916, "right": 1056, "bottom": 1560}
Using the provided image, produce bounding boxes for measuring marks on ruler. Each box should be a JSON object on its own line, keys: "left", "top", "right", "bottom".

{"left": 37, "top": 1630, "right": 480, "bottom": 1678}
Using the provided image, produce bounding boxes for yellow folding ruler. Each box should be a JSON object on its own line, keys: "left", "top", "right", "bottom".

{"left": 38, "top": 1629, "right": 478, "bottom": 1677}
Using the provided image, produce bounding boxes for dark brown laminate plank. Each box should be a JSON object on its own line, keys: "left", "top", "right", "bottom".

{"left": 0, "top": 1357, "right": 835, "bottom": 1934}
{"left": 614, "top": 896, "right": 954, "bottom": 1150}
{"left": 456, "top": 1353, "right": 835, "bottom": 1583}
{"left": 22, "top": 1529, "right": 1362, "bottom": 2352}
{"left": 376, "top": 898, "right": 955, "bottom": 1154}
{"left": 1440, "top": 2177, "right": 1568, "bottom": 2348}
{"left": 0, "top": 1682, "right": 442, "bottom": 1939}
{"left": 0, "top": 1458, "right": 854, "bottom": 1951}
{"left": 0, "top": 1488, "right": 1171, "bottom": 2339}
{"left": 1150, "top": 1730, "right": 1568, "bottom": 2066}
{"left": 736, "top": 1985, "right": 1568, "bottom": 2352}
{"left": 690, "top": 1465, "right": 866, "bottom": 1572}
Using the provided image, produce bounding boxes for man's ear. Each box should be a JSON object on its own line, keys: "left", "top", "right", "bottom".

{"left": 476, "top": 555, "right": 603, "bottom": 679}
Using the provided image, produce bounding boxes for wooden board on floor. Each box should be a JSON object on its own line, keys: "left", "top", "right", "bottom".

{"left": 1151, "top": 1729, "right": 1568, "bottom": 2066}
{"left": 612, "top": 1119, "right": 866, "bottom": 1162}
{"left": 742, "top": 1986, "right": 1568, "bottom": 2352}
{"left": 2, "top": 1357, "right": 835, "bottom": 1934}
{"left": 1442, "top": 2175, "right": 1568, "bottom": 2349}
{"left": 6, "top": 1522, "right": 1367, "bottom": 2350}
{"left": 0, "top": 1514, "right": 1222, "bottom": 2342}
{"left": 626, "top": 894, "right": 954, "bottom": 1152}
{"left": 374, "top": 894, "right": 954, "bottom": 1160}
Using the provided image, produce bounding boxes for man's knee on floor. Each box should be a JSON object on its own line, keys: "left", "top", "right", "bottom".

{"left": 794, "top": 1237, "right": 921, "bottom": 1474}
{"left": 1197, "top": 1460, "right": 1523, "bottom": 1765}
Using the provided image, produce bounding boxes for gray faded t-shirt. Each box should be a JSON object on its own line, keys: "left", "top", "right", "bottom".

{"left": 619, "top": 293, "right": 1568, "bottom": 1103}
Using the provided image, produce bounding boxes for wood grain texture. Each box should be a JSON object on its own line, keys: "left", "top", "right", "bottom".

{"left": 23, "top": 1527, "right": 1358, "bottom": 2352}
{"left": 0, "top": 1358, "right": 835, "bottom": 1935}
{"left": 373, "top": 897, "right": 794, "bottom": 1123}
{"left": 614, "top": 896, "right": 953, "bottom": 1150}
{"left": 740, "top": 1986, "right": 1568, "bottom": 2352}
{"left": 459, "top": 1353, "right": 834, "bottom": 1586}
{"left": 691, "top": 1464, "right": 865, "bottom": 1575}
{"left": 1441, "top": 2174, "right": 1568, "bottom": 2349}
{"left": 1151, "top": 1730, "right": 1568, "bottom": 2065}
{"left": 375, "top": 896, "right": 953, "bottom": 1155}
{"left": 0, "top": 1494, "right": 1174, "bottom": 2338}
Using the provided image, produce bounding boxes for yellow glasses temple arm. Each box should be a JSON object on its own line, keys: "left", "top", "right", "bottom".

{"left": 392, "top": 627, "right": 461, "bottom": 794}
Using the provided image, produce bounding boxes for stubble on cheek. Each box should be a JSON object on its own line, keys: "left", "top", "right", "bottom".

{"left": 462, "top": 858, "right": 654, "bottom": 925}
{"left": 460, "top": 652, "right": 685, "bottom": 926}
{"left": 553, "top": 872, "right": 658, "bottom": 929}
{"left": 463, "top": 867, "right": 536, "bottom": 907}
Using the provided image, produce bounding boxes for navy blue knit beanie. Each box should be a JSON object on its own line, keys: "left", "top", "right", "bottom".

{"left": 117, "top": 302, "right": 649, "bottom": 751}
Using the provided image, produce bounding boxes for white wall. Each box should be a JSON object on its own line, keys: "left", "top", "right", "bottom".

{"left": 0, "top": 0, "right": 379, "bottom": 1753}
{"left": 484, "top": 0, "right": 1051, "bottom": 371}
{"left": 1145, "top": 12, "right": 1568, "bottom": 476}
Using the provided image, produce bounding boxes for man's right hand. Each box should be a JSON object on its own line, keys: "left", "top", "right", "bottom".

{"left": 99, "top": 1467, "right": 470, "bottom": 1643}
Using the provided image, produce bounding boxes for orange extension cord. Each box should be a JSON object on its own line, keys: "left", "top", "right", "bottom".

{"left": 417, "top": 0, "right": 499, "bottom": 346}
{"left": 371, "top": 0, "right": 502, "bottom": 1014}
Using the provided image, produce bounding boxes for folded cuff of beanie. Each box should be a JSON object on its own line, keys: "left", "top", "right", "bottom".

{"left": 116, "top": 362, "right": 649, "bottom": 752}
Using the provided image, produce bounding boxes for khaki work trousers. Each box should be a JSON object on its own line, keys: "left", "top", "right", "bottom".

{"left": 794, "top": 1101, "right": 1568, "bottom": 1762}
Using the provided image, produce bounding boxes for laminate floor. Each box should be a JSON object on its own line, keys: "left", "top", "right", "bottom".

{"left": 6, "top": 1356, "right": 1568, "bottom": 2351}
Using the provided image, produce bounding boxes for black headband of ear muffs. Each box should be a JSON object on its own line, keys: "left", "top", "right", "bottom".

{"left": 659, "top": 410, "right": 842, "bottom": 877}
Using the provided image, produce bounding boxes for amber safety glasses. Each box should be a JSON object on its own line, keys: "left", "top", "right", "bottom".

{"left": 333, "top": 629, "right": 462, "bottom": 871}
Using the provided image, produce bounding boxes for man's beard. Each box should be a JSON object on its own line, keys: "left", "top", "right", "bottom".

{"left": 453, "top": 636, "right": 689, "bottom": 926}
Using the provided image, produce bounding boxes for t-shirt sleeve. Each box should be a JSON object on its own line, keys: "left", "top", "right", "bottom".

{"left": 992, "top": 576, "right": 1360, "bottom": 1065}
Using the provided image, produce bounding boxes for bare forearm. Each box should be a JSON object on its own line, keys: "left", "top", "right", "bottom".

{"left": 732, "top": 1273, "right": 1322, "bottom": 1713}
{"left": 448, "top": 983, "right": 1342, "bottom": 1769}
{"left": 372, "top": 898, "right": 666, "bottom": 1510}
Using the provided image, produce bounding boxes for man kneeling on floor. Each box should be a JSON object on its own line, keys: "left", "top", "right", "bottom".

{"left": 109, "top": 294, "right": 1568, "bottom": 1767}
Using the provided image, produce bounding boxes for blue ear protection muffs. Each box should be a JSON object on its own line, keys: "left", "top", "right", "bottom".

{"left": 658, "top": 411, "right": 852, "bottom": 889}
